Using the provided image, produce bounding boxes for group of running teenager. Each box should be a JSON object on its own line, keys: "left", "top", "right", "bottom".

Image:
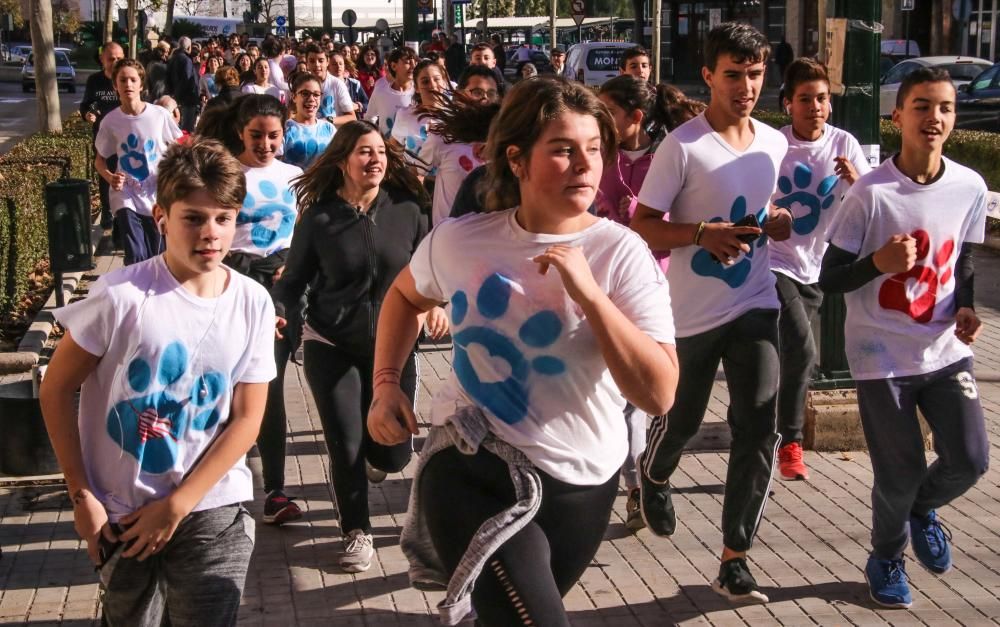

{"left": 38, "top": 19, "right": 989, "bottom": 626}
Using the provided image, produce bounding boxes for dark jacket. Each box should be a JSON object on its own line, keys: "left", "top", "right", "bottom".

{"left": 80, "top": 71, "right": 119, "bottom": 137}
{"left": 272, "top": 186, "right": 428, "bottom": 355}
{"left": 166, "top": 50, "right": 199, "bottom": 105}
{"left": 145, "top": 58, "right": 169, "bottom": 102}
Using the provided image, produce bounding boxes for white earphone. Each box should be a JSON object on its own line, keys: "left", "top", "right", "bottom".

{"left": 157, "top": 217, "right": 166, "bottom": 235}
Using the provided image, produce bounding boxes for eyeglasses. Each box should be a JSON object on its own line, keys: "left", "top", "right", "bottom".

{"left": 467, "top": 87, "right": 498, "bottom": 99}
{"left": 296, "top": 90, "right": 322, "bottom": 100}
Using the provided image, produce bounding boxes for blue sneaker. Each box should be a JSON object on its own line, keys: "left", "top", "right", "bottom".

{"left": 909, "top": 510, "right": 953, "bottom": 574}
{"left": 864, "top": 555, "right": 912, "bottom": 609}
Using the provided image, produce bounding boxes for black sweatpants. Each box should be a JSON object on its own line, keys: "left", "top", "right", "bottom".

{"left": 422, "top": 446, "right": 618, "bottom": 627}
{"left": 856, "top": 356, "right": 989, "bottom": 559}
{"left": 303, "top": 340, "right": 416, "bottom": 534}
{"left": 774, "top": 272, "right": 824, "bottom": 445}
{"left": 643, "top": 308, "right": 781, "bottom": 552}
{"left": 256, "top": 334, "right": 293, "bottom": 493}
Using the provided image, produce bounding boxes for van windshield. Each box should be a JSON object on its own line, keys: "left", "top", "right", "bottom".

{"left": 586, "top": 48, "right": 626, "bottom": 72}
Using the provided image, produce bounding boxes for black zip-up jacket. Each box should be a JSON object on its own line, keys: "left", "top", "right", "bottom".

{"left": 271, "top": 186, "right": 428, "bottom": 355}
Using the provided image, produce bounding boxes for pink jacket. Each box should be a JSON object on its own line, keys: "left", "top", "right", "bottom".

{"left": 596, "top": 146, "right": 670, "bottom": 272}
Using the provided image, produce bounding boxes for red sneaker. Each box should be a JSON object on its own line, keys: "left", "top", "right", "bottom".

{"left": 262, "top": 490, "right": 303, "bottom": 525}
{"left": 778, "top": 441, "right": 809, "bottom": 481}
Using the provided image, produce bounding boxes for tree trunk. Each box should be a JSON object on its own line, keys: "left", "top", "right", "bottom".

{"left": 127, "top": 0, "right": 137, "bottom": 59}
{"left": 103, "top": 0, "right": 114, "bottom": 43}
{"left": 29, "top": 0, "right": 62, "bottom": 134}
{"left": 165, "top": 0, "right": 175, "bottom": 36}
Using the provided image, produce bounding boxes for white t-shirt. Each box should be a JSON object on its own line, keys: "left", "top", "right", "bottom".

{"left": 53, "top": 256, "right": 277, "bottom": 521}
{"left": 318, "top": 73, "right": 355, "bottom": 120}
{"left": 637, "top": 113, "right": 787, "bottom": 337}
{"left": 283, "top": 118, "right": 335, "bottom": 170}
{"left": 418, "top": 133, "right": 482, "bottom": 225}
{"left": 770, "top": 124, "right": 871, "bottom": 284}
{"left": 267, "top": 57, "right": 288, "bottom": 95}
{"left": 365, "top": 78, "right": 414, "bottom": 136}
{"left": 234, "top": 160, "right": 303, "bottom": 257}
{"left": 409, "top": 209, "right": 675, "bottom": 485}
{"left": 241, "top": 82, "right": 283, "bottom": 101}
{"left": 95, "top": 104, "right": 183, "bottom": 217}
{"left": 827, "top": 157, "right": 987, "bottom": 380}
{"left": 391, "top": 105, "right": 432, "bottom": 165}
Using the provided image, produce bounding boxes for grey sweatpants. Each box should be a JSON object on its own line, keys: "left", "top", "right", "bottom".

{"left": 100, "top": 504, "right": 255, "bottom": 627}
{"left": 856, "top": 356, "right": 989, "bottom": 560}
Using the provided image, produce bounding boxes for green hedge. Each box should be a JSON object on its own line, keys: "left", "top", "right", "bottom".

{"left": 0, "top": 113, "right": 95, "bottom": 320}
{"left": 752, "top": 110, "right": 1000, "bottom": 191}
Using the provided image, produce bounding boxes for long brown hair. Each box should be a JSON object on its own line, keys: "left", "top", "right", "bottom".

{"left": 418, "top": 91, "right": 500, "bottom": 145}
{"left": 483, "top": 77, "right": 617, "bottom": 212}
{"left": 291, "top": 120, "right": 426, "bottom": 209}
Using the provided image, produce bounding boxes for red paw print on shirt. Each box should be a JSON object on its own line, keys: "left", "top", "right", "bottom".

{"left": 878, "top": 229, "right": 955, "bottom": 323}
{"left": 459, "top": 155, "right": 477, "bottom": 172}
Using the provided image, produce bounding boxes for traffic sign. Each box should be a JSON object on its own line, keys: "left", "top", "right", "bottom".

{"left": 571, "top": 0, "right": 585, "bottom": 26}
{"left": 342, "top": 9, "right": 357, "bottom": 26}
{"left": 454, "top": 4, "right": 463, "bottom": 24}
{"left": 901, "top": 0, "right": 914, "bottom": 10}
{"left": 275, "top": 15, "right": 286, "bottom": 26}
{"left": 275, "top": 25, "right": 287, "bottom": 36}
{"left": 417, "top": 0, "right": 432, "bottom": 15}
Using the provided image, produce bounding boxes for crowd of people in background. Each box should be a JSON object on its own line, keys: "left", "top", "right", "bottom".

{"left": 56, "top": 20, "right": 991, "bottom": 626}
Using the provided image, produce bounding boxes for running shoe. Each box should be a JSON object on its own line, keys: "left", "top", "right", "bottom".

{"left": 262, "top": 490, "right": 302, "bottom": 525}
{"left": 625, "top": 487, "right": 645, "bottom": 531}
{"left": 366, "top": 461, "right": 388, "bottom": 484}
{"left": 864, "top": 555, "right": 912, "bottom": 608}
{"left": 340, "top": 529, "right": 374, "bottom": 573}
{"left": 778, "top": 441, "right": 809, "bottom": 481}
{"left": 639, "top": 467, "right": 676, "bottom": 537}
{"left": 909, "top": 510, "right": 952, "bottom": 574}
{"left": 712, "top": 557, "right": 769, "bottom": 603}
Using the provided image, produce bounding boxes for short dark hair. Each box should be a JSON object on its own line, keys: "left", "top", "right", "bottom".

{"left": 704, "top": 22, "right": 770, "bottom": 71}
{"left": 157, "top": 138, "right": 246, "bottom": 212}
{"left": 457, "top": 64, "right": 498, "bottom": 90}
{"left": 896, "top": 66, "right": 955, "bottom": 108}
{"left": 471, "top": 43, "right": 492, "bottom": 56}
{"left": 783, "top": 57, "right": 829, "bottom": 99}
{"left": 550, "top": 47, "right": 564, "bottom": 56}
{"left": 303, "top": 43, "right": 326, "bottom": 58}
{"left": 620, "top": 46, "right": 649, "bottom": 71}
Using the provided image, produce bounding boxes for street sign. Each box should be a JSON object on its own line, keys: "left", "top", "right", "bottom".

{"left": 901, "top": 0, "right": 915, "bottom": 10}
{"left": 571, "top": 0, "right": 585, "bottom": 26}
{"left": 342, "top": 9, "right": 357, "bottom": 26}
{"left": 417, "top": 0, "right": 432, "bottom": 15}
{"left": 276, "top": 25, "right": 287, "bottom": 36}
{"left": 454, "top": 4, "right": 463, "bottom": 24}
{"left": 275, "top": 15, "right": 286, "bottom": 26}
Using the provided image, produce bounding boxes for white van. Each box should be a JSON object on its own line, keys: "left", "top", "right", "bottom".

{"left": 565, "top": 41, "right": 636, "bottom": 86}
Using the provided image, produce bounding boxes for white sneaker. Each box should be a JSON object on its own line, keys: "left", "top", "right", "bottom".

{"left": 340, "top": 529, "right": 374, "bottom": 573}
{"left": 365, "top": 461, "right": 388, "bottom": 484}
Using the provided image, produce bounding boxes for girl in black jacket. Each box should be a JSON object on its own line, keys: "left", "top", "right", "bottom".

{"left": 272, "top": 120, "right": 447, "bottom": 573}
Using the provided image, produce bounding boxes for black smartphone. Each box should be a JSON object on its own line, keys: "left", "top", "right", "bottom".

{"left": 94, "top": 523, "right": 127, "bottom": 571}
{"left": 710, "top": 213, "right": 761, "bottom": 263}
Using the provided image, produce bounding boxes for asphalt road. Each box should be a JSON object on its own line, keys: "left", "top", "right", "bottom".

{"left": 0, "top": 81, "right": 84, "bottom": 155}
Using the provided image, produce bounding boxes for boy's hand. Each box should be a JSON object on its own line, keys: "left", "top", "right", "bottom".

{"left": 698, "top": 222, "right": 761, "bottom": 264}
{"left": 109, "top": 172, "right": 126, "bottom": 191}
{"left": 424, "top": 306, "right": 450, "bottom": 340}
{"left": 834, "top": 156, "right": 860, "bottom": 184}
{"left": 275, "top": 316, "right": 286, "bottom": 339}
{"left": 533, "top": 245, "right": 602, "bottom": 306}
{"left": 118, "top": 495, "right": 191, "bottom": 561}
{"left": 764, "top": 206, "right": 793, "bottom": 241}
{"left": 85, "top": 111, "right": 97, "bottom": 123}
{"left": 368, "top": 384, "right": 418, "bottom": 445}
{"left": 955, "top": 307, "right": 982, "bottom": 345}
{"left": 873, "top": 234, "right": 917, "bottom": 274}
{"left": 72, "top": 489, "right": 116, "bottom": 565}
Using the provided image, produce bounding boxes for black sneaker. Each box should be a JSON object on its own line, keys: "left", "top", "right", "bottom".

{"left": 640, "top": 470, "right": 676, "bottom": 536}
{"left": 625, "top": 487, "right": 645, "bottom": 532}
{"left": 262, "top": 490, "right": 303, "bottom": 525}
{"left": 712, "top": 557, "right": 769, "bottom": 604}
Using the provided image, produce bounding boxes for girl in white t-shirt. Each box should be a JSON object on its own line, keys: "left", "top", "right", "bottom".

{"left": 365, "top": 47, "right": 416, "bottom": 137}
{"left": 94, "top": 58, "right": 183, "bottom": 266}
{"left": 283, "top": 72, "right": 336, "bottom": 170}
{"left": 241, "top": 57, "right": 283, "bottom": 102}
{"left": 368, "top": 77, "right": 679, "bottom": 625}
{"left": 391, "top": 59, "right": 448, "bottom": 177}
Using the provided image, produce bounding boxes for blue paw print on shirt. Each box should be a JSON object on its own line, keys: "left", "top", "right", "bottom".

{"left": 691, "top": 196, "right": 767, "bottom": 289}
{"left": 239, "top": 180, "right": 296, "bottom": 250}
{"left": 285, "top": 123, "right": 335, "bottom": 168}
{"left": 106, "top": 341, "right": 227, "bottom": 474}
{"left": 404, "top": 125, "right": 429, "bottom": 153}
{"left": 773, "top": 162, "right": 839, "bottom": 236}
{"left": 320, "top": 94, "right": 335, "bottom": 118}
{"left": 118, "top": 134, "right": 157, "bottom": 182}
{"left": 450, "top": 274, "right": 566, "bottom": 425}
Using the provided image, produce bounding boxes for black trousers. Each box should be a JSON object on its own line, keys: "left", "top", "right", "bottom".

{"left": 256, "top": 334, "right": 293, "bottom": 493}
{"left": 643, "top": 308, "right": 780, "bottom": 552}
{"left": 422, "top": 447, "right": 618, "bottom": 627}
{"left": 774, "top": 272, "right": 824, "bottom": 445}
{"left": 303, "top": 340, "right": 416, "bottom": 533}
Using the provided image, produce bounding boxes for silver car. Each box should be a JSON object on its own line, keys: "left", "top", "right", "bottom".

{"left": 22, "top": 48, "right": 77, "bottom": 93}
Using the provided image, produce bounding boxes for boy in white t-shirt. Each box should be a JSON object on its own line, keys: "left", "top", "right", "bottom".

{"left": 95, "top": 58, "right": 183, "bottom": 266}
{"left": 303, "top": 44, "right": 358, "bottom": 127}
{"left": 770, "top": 58, "right": 871, "bottom": 482}
{"left": 40, "top": 139, "right": 277, "bottom": 627}
{"left": 632, "top": 22, "right": 793, "bottom": 603}
{"left": 821, "top": 67, "right": 989, "bottom": 610}
{"left": 365, "top": 47, "right": 417, "bottom": 137}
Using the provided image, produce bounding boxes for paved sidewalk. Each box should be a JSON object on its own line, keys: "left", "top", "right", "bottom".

{"left": 1, "top": 248, "right": 999, "bottom": 626}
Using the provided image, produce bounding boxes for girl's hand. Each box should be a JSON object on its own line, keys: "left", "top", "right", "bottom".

{"left": 118, "top": 495, "right": 190, "bottom": 561}
{"left": 72, "top": 489, "right": 116, "bottom": 565}
{"left": 424, "top": 306, "right": 450, "bottom": 339}
{"left": 368, "top": 384, "right": 418, "bottom": 445}
{"left": 834, "top": 156, "right": 860, "bottom": 185}
{"left": 532, "top": 245, "right": 602, "bottom": 306}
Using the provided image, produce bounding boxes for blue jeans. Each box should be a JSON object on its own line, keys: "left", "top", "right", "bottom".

{"left": 114, "top": 209, "right": 162, "bottom": 266}
{"left": 99, "top": 504, "right": 254, "bottom": 627}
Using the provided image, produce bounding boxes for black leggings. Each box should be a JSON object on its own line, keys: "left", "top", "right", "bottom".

{"left": 303, "top": 340, "right": 416, "bottom": 533}
{"left": 256, "top": 334, "right": 293, "bottom": 493}
{"left": 422, "top": 447, "right": 618, "bottom": 627}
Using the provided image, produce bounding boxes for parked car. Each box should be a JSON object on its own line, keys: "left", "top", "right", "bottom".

{"left": 956, "top": 62, "right": 1000, "bottom": 132}
{"left": 564, "top": 41, "right": 634, "bottom": 87}
{"left": 9, "top": 45, "right": 31, "bottom": 63}
{"left": 22, "top": 48, "right": 76, "bottom": 93}
{"left": 504, "top": 47, "right": 553, "bottom": 79}
{"left": 879, "top": 55, "right": 991, "bottom": 116}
